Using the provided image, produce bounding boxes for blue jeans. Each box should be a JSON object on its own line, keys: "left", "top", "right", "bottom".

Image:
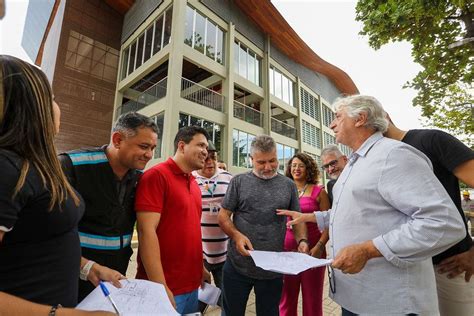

{"left": 221, "top": 260, "right": 282, "bottom": 316}
{"left": 175, "top": 289, "right": 199, "bottom": 314}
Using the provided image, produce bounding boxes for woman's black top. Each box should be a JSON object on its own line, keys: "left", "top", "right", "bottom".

{"left": 0, "top": 149, "right": 84, "bottom": 307}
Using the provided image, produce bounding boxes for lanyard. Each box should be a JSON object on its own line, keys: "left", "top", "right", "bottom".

{"left": 202, "top": 179, "right": 217, "bottom": 196}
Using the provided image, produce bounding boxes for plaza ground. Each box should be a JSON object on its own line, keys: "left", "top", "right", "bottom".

{"left": 126, "top": 244, "right": 341, "bottom": 316}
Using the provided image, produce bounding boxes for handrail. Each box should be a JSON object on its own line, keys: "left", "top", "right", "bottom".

{"left": 181, "top": 78, "right": 224, "bottom": 112}
{"left": 271, "top": 117, "right": 297, "bottom": 139}
{"left": 116, "top": 76, "right": 168, "bottom": 117}
{"left": 233, "top": 100, "right": 263, "bottom": 127}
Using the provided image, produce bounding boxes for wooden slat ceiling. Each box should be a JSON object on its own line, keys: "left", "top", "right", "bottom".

{"left": 104, "top": 0, "right": 135, "bottom": 15}
{"left": 235, "top": 0, "right": 359, "bottom": 95}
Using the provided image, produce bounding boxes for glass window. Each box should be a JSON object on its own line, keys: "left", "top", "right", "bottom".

{"left": 136, "top": 33, "right": 145, "bottom": 69}
{"left": 270, "top": 66, "right": 294, "bottom": 106}
{"left": 185, "top": 6, "right": 224, "bottom": 64}
{"left": 153, "top": 16, "right": 163, "bottom": 55}
{"left": 179, "top": 113, "right": 189, "bottom": 129}
{"left": 202, "top": 120, "right": 214, "bottom": 141}
{"left": 128, "top": 41, "right": 136, "bottom": 75}
{"left": 216, "top": 28, "right": 224, "bottom": 64}
{"left": 121, "top": 47, "right": 129, "bottom": 79}
{"left": 205, "top": 19, "right": 216, "bottom": 60}
{"left": 248, "top": 51, "right": 255, "bottom": 84}
{"left": 232, "top": 129, "right": 256, "bottom": 168}
{"left": 214, "top": 124, "right": 221, "bottom": 153}
{"left": 233, "top": 129, "right": 239, "bottom": 167}
{"left": 234, "top": 41, "right": 261, "bottom": 86}
{"left": 184, "top": 6, "right": 194, "bottom": 47}
{"left": 282, "top": 75, "right": 289, "bottom": 104}
{"left": 255, "top": 57, "right": 260, "bottom": 86}
{"left": 284, "top": 146, "right": 294, "bottom": 168}
{"left": 163, "top": 7, "right": 172, "bottom": 47}
{"left": 277, "top": 143, "right": 284, "bottom": 173}
{"left": 239, "top": 44, "right": 247, "bottom": 79}
{"left": 288, "top": 80, "right": 293, "bottom": 106}
{"left": 238, "top": 131, "right": 247, "bottom": 168}
{"left": 274, "top": 69, "right": 282, "bottom": 100}
{"left": 247, "top": 134, "right": 255, "bottom": 167}
{"left": 144, "top": 25, "right": 154, "bottom": 63}
{"left": 153, "top": 112, "right": 165, "bottom": 159}
{"left": 190, "top": 116, "right": 203, "bottom": 127}
{"left": 269, "top": 68, "right": 274, "bottom": 95}
{"left": 194, "top": 12, "right": 206, "bottom": 53}
{"left": 233, "top": 41, "right": 239, "bottom": 74}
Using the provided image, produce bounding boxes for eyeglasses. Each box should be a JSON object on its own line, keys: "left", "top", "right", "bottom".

{"left": 328, "top": 266, "right": 336, "bottom": 294}
{"left": 321, "top": 159, "right": 338, "bottom": 171}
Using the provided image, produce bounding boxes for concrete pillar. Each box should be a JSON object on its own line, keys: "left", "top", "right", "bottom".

{"left": 162, "top": 0, "right": 187, "bottom": 157}
{"left": 223, "top": 22, "right": 236, "bottom": 166}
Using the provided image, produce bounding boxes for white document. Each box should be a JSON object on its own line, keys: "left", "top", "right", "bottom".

{"left": 76, "top": 279, "right": 179, "bottom": 316}
{"left": 198, "top": 282, "right": 221, "bottom": 306}
{"left": 249, "top": 250, "right": 332, "bottom": 275}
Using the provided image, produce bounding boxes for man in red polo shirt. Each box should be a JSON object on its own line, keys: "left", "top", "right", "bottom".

{"left": 135, "top": 126, "right": 212, "bottom": 314}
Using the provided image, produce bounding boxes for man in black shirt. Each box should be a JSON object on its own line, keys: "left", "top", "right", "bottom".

{"left": 59, "top": 112, "right": 158, "bottom": 301}
{"left": 385, "top": 118, "right": 474, "bottom": 316}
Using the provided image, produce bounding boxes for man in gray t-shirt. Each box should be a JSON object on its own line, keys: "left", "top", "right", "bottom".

{"left": 218, "top": 135, "right": 308, "bottom": 316}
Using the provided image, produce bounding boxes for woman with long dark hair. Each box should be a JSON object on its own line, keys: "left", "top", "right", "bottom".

{"left": 0, "top": 55, "right": 112, "bottom": 315}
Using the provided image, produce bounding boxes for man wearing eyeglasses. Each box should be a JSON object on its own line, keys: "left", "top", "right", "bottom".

{"left": 321, "top": 145, "right": 348, "bottom": 205}
{"left": 192, "top": 141, "right": 233, "bottom": 312}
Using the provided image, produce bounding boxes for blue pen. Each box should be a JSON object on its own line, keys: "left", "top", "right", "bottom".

{"left": 99, "top": 281, "right": 121, "bottom": 315}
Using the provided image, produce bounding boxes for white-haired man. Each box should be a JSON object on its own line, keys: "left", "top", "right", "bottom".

{"left": 278, "top": 95, "right": 465, "bottom": 315}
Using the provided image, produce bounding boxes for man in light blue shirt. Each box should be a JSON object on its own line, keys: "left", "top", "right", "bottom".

{"left": 279, "top": 95, "right": 465, "bottom": 315}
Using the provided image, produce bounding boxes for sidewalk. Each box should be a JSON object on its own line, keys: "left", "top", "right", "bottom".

{"left": 126, "top": 244, "right": 341, "bottom": 315}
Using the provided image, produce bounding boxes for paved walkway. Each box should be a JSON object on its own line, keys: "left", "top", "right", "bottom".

{"left": 126, "top": 246, "right": 341, "bottom": 315}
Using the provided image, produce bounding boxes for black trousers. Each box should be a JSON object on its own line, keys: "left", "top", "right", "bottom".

{"left": 78, "top": 246, "right": 133, "bottom": 302}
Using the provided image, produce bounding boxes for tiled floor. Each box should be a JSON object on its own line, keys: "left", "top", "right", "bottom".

{"left": 126, "top": 247, "right": 341, "bottom": 315}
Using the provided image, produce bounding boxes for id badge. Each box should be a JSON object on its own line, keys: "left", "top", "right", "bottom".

{"left": 209, "top": 202, "right": 220, "bottom": 215}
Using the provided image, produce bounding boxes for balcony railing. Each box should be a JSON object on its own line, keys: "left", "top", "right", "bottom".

{"left": 233, "top": 100, "right": 263, "bottom": 127}
{"left": 271, "top": 117, "right": 297, "bottom": 139}
{"left": 116, "top": 77, "right": 168, "bottom": 117}
{"left": 181, "top": 78, "right": 224, "bottom": 112}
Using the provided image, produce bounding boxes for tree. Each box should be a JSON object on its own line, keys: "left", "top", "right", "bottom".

{"left": 355, "top": 0, "right": 473, "bottom": 144}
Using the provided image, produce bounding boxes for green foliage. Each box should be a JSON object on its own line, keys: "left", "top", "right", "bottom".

{"left": 356, "top": 0, "right": 473, "bottom": 142}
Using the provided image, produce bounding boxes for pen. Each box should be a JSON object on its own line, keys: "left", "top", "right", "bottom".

{"left": 99, "top": 281, "right": 121, "bottom": 315}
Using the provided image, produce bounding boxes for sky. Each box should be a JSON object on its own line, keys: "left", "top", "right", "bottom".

{"left": 272, "top": 0, "right": 424, "bottom": 130}
{"left": 0, "top": 0, "right": 31, "bottom": 62}
{"left": 0, "top": 0, "right": 424, "bottom": 130}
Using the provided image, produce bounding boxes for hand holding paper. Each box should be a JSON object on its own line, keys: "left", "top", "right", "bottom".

{"left": 249, "top": 250, "right": 332, "bottom": 275}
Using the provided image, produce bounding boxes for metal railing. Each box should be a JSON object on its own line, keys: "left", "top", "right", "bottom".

{"left": 271, "top": 117, "right": 297, "bottom": 139}
{"left": 233, "top": 100, "right": 263, "bottom": 127}
{"left": 181, "top": 78, "right": 224, "bottom": 112}
{"left": 116, "top": 77, "right": 168, "bottom": 117}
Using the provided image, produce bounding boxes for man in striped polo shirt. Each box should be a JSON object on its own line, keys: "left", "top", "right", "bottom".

{"left": 192, "top": 141, "right": 232, "bottom": 310}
